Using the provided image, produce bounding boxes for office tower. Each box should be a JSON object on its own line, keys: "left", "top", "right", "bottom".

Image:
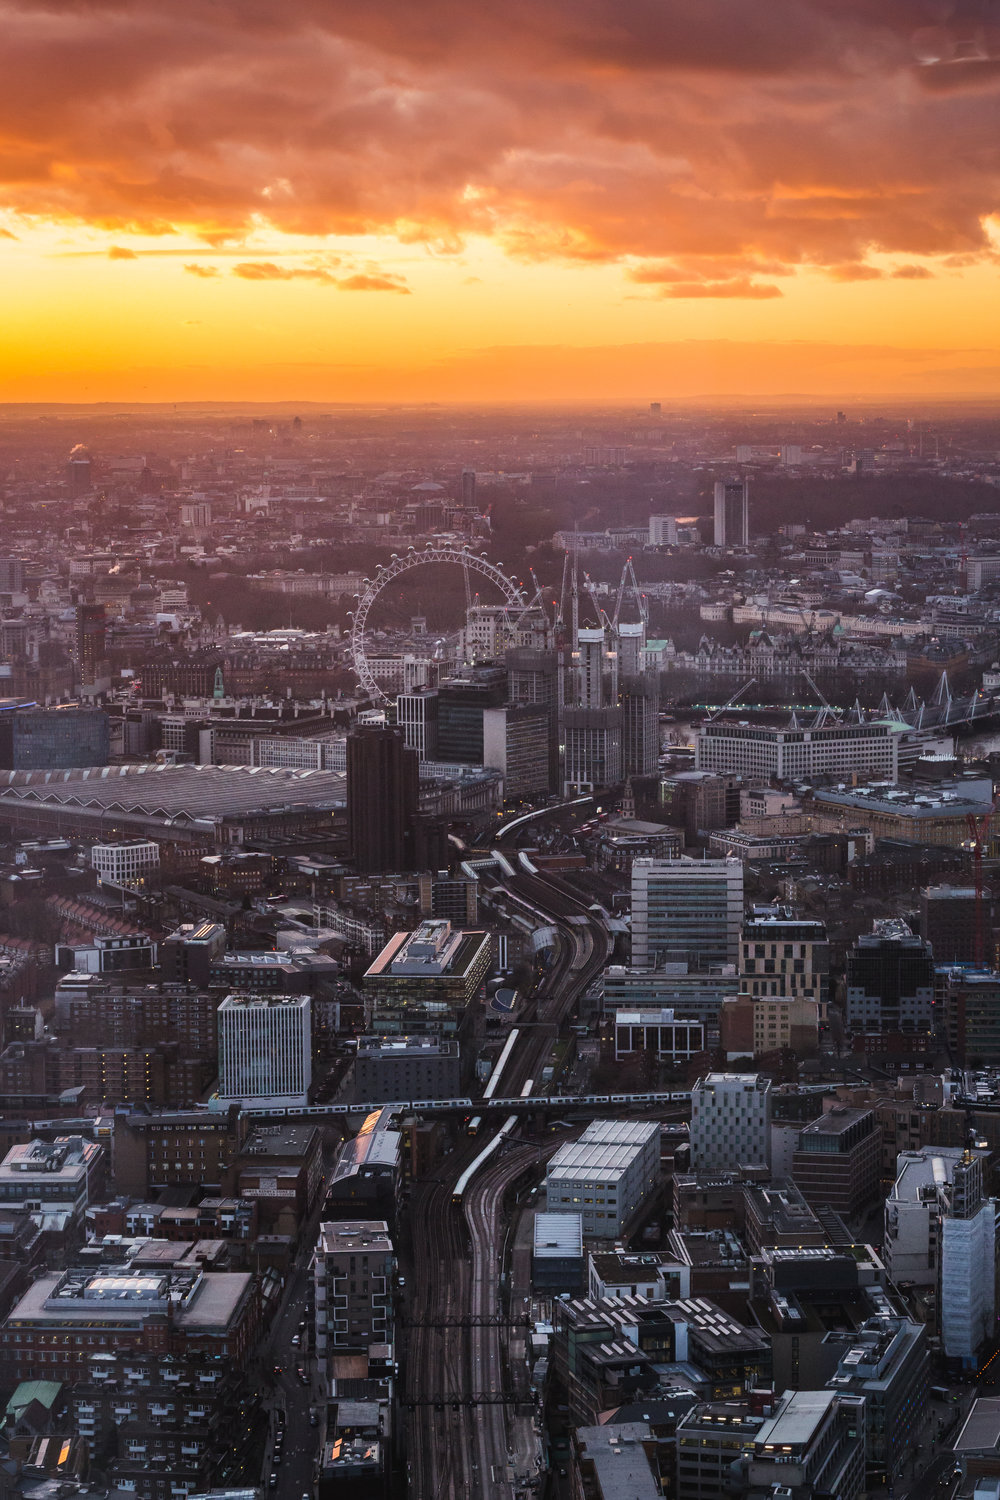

{"left": 696, "top": 716, "right": 898, "bottom": 780}
{"left": 631, "top": 857, "right": 743, "bottom": 970}
{"left": 780, "top": 443, "right": 803, "bottom": 466}
{"left": 436, "top": 665, "right": 506, "bottom": 763}
{"left": 920, "top": 883, "right": 983, "bottom": 963}
{"left": 620, "top": 677, "right": 659, "bottom": 777}
{"left": 544, "top": 1119, "right": 660, "bottom": 1239}
{"left": 346, "top": 725, "right": 419, "bottom": 874}
{"left": 482, "top": 703, "right": 551, "bottom": 796}
{"left": 885, "top": 1145, "right": 995, "bottom": 1370}
{"left": 562, "top": 706, "right": 622, "bottom": 793}
{"left": 314, "top": 1220, "right": 395, "bottom": 1378}
{"left": 943, "top": 970, "right": 1000, "bottom": 1065}
{"left": 461, "top": 467, "right": 477, "bottom": 507}
{"left": 364, "top": 920, "right": 493, "bottom": 1035}
{"left": 713, "top": 477, "right": 749, "bottom": 547}
{"left": 395, "top": 687, "right": 438, "bottom": 760}
{"left": 0, "top": 557, "right": 24, "bottom": 593}
{"left": 844, "top": 919, "right": 935, "bottom": 1036}
{"left": 0, "top": 705, "right": 110, "bottom": 769}
{"left": 649, "top": 401, "right": 661, "bottom": 415}
{"left": 675, "top": 1391, "right": 866, "bottom": 1500}
{"left": 689, "top": 1072, "right": 772, "bottom": 1172}
{"left": 76, "top": 601, "right": 106, "bottom": 682}
{"left": 507, "top": 645, "right": 561, "bottom": 788}
{"left": 791, "top": 1107, "right": 881, "bottom": 1218}
{"left": 91, "top": 840, "right": 160, "bottom": 892}
{"left": 941, "top": 1149, "right": 995, "bottom": 1368}
{"left": 217, "top": 992, "right": 312, "bottom": 1105}
{"left": 648, "top": 514, "right": 677, "bottom": 547}
{"left": 825, "top": 1316, "right": 928, "bottom": 1484}
{"left": 739, "top": 905, "right": 830, "bottom": 1006}
{"left": 66, "top": 445, "right": 93, "bottom": 493}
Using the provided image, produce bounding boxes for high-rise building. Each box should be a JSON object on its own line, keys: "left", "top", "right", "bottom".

{"left": 884, "top": 1144, "right": 996, "bottom": 1369}
{"left": 713, "top": 477, "right": 749, "bottom": 547}
{"left": 845, "top": 919, "right": 935, "bottom": 1037}
{"left": 631, "top": 857, "right": 743, "bottom": 970}
{"left": 346, "top": 725, "right": 419, "bottom": 874}
{"left": 791, "top": 1106, "right": 881, "bottom": 1218}
{"left": 571, "top": 626, "right": 615, "bottom": 708}
{"left": 620, "top": 677, "right": 659, "bottom": 777}
{"left": 920, "top": 884, "right": 983, "bottom": 963}
{"left": 461, "top": 467, "right": 477, "bottom": 507}
{"left": 689, "top": 1072, "right": 772, "bottom": 1172}
{"left": 482, "top": 702, "right": 551, "bottom": 796}
{"left": 217, "top": 992, "right": 312, "bottom": 1105}
{"left": 562, "top": 706, "right": 623, "bottom": 793}
{"left": 395, "top": 687, "right": 438, "bottom": 760}
{"left": 506, "top": 645, "right": 562, "bottom": 788}
{"left": 739, "top": 905, "right": 830, "bottom": 1006}
{"left": 941, "top": 1149, "right": 995, "bottom": 1369}
{"left": 66, "top": 446, "right": 93, "bottom": 494}
{"left": 825, "top": 1316, "right": 928, "bottom": 1484}
{"left": 76, "top": 601, "right": 106, "bottom": 682}
{"left": 648, "top": 514, "right": 676, "bottom": 547}
{"left": 0, "top": 557, "right": 24, "bottom": 593}
{"left": 942, "top": 969, "right": 1000, "bottom": 1065}
{"left": 436, "top": 666, "right": 507, "bottom": 763}
{"left": 0, "top": 705, "right": 110, "bottom": 769}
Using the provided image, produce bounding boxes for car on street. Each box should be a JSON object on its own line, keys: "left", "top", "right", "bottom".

{"left": 291, "top": 1335, "right": 301, "bottom": 1347}
{"left": 268, "top": 1475, "right": 277, "bottom": 1489}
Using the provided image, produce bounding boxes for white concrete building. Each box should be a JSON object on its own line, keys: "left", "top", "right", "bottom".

{"left": 648, "top": 515, "right": 678, "bottom": 547}
{"left": 217, "top": 993, "right": 312, "bottom": 1106}
{"left": 689, "top": 1072, "right": 772, "bottom": 1172}
{"left": 91, "top": 839, "right": 160, "bottom": 892}
{"left": 544, "top": 1119, "right": 660, "bottom": 1239}
{"left": 631, "top": 857, "right": 743, "bottom": 970}
{"left": 695, "top": 718, "right": 899, "bottom": 782}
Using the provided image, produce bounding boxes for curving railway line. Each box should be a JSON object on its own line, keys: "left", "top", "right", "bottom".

{"left": 405, "top": 864, "right": 616, "bottom": 1499}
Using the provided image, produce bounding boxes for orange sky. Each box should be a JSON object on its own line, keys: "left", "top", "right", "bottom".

{"left": 2, "top": 0, "right": 1000, "bottom": 402}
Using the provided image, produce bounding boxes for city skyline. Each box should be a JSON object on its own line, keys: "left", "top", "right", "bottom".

{"left": 2, "top": 0, "right": 1000, "bottom": 400}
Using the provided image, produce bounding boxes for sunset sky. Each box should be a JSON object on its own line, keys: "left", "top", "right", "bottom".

{"left": 3, "top": 0, "right": 1000, "bottom": 402}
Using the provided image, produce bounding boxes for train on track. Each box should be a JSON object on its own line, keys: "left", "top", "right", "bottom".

{"left": 451, "top": 1082, "right": 534, "bottom": 1204}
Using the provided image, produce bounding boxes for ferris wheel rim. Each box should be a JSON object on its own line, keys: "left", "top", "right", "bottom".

{"left": 348, "top": 544, "right": 525, "bottom": 703}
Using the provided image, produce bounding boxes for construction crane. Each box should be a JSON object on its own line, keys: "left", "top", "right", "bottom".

{"left": 965, "top": 792, "right": 1000, "bottom": 966}
{"left": 581, "top": 569, "right": 612, "bottom": 630}
{"left": 611, "top": 555, "right": 649, "bottom": 629}
{"left": 707, "top": 678, "right": 757, "bottom": 723}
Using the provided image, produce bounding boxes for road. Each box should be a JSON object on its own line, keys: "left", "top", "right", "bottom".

{"left": 253, "top": 1136, "right": 340, "bottom": 1500}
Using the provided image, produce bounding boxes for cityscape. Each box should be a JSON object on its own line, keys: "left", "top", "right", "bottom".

{"left": 0, "top": 408, "right": 993, "bottom": 1500}
{"left": 5, "top": 2, "right": 1000, "bottom": 1500}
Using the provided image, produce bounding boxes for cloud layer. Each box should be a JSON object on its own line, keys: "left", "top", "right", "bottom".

{"left": 2, "top": 0, "right": 999, "bottom": 293}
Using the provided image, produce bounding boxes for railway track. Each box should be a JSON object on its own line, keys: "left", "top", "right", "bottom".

{"left": 405, "top": 865, "right": 615, "bottom": 1499}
